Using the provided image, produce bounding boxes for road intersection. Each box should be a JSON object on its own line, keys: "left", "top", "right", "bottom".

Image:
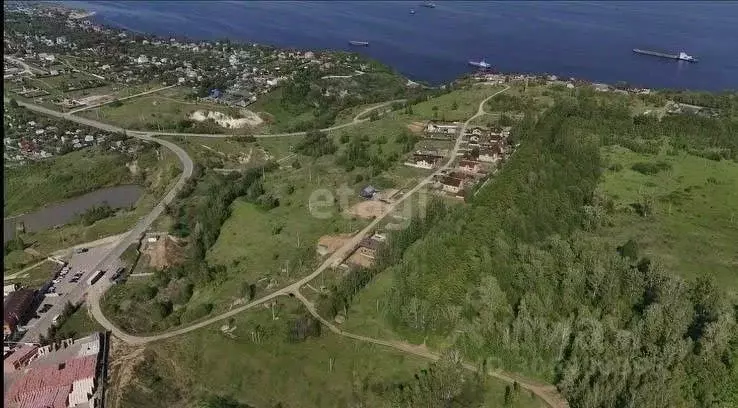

{"left": 8, "top": 86, "right": 569, "bottom": 407}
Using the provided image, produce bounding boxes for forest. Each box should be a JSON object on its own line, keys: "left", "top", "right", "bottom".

{"left": 353, "top": 92, "right": 738, "bottom": 407}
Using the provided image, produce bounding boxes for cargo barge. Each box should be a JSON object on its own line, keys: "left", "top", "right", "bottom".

{"left": 633, "top": 48, "right": 698, "bottom": 62}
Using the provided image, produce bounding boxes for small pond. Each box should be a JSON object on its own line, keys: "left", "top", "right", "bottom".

{"left": 4, "top": 185, "right": 144, "bottom": 243}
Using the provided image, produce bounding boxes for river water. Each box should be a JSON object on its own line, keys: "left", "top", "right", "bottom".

{"left": 3, "top": 185, "right": 144, "bottom": 243}
{"left": 62, "top": 1, "right": 738, "bottom": 91}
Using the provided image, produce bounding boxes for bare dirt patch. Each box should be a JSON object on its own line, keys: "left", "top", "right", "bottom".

{"left": 77, "top": 94, "right": 113, "bottom": 106}
{"left": 407, "top": 121, "right": 425, "bottom": 133}
{"left": 317, "top": 233, "right": 355, "bottom": 256}
{"left": 107, "top": 337, "right": 146, "bottom": 408}
{"left": 345, "top": 200, "right": 391, "bottom": 219}
{"left": 346, "top": 251, "right": 374, "bottom": 268}
{"left": 142, "top": 235, "right": 185, "bottom": 270}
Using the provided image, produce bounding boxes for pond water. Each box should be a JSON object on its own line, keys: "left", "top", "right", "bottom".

{"left": 3, "top": 185, "right": 144, "bottom": 243}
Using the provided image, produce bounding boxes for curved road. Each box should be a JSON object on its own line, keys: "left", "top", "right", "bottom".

{"left": 8, "top": 87, "right": 507, "bottom": 345}
{"left": 151, "top": 98, "right": 407, "bottom": 139}
{"left": 81, "top": 86, "right": 509, "bottom": 345}
{"left": 9, "top": 97, "right": 194, "bottom": 344}
{"left": 10, "top": 87, "right": 567, "bottom": 407}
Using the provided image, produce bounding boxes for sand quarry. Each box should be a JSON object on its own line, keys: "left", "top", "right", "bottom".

{"left": 189, "top": 109, "right": 263, "bottom": 128}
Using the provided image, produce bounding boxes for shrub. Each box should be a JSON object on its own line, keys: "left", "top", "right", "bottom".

{"left": 631, "top": 161, "right": 672, "bottom": 175}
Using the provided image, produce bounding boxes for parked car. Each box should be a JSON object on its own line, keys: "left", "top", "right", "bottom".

{"left": 52, "top": 314, "right": 61, "bottom": 325}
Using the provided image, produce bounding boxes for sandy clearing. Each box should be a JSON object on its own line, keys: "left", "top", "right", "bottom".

{"left": 407, "top": 121, "right": 425, "bottom": 133}
{"left": 317, "top": 233, "right": 355, "bottom": 256}
{"left": 189, "top": 109, "right": 263, "bottom": 128}
{"left": 345, "top": 200, "right": 392, "bottom": 219}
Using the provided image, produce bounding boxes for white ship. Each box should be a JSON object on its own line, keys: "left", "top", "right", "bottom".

{"left": 468, "top": 59, "right": 491, "bottom": 69}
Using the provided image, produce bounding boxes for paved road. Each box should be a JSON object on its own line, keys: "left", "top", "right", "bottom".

{"left": 68, "top": 84, "right": 177, "bottom": 114}
{"left": 11, "top": 98, "right": 194, "bottom": 344}
{"left": 3, "top": 93, "right": 399, "bottom": 344}
{"left": 79, "top": 86, "right": 510, "bottom": 345}
{"left": 10, "top": 86, "right": 568, "bottom": 406}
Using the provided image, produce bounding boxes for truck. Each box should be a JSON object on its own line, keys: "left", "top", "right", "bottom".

{"left": 87, "top": 270, "right": 105, "bottom": 286}
{"left": 110, "top": 267, "right": 125, "bottom": 283}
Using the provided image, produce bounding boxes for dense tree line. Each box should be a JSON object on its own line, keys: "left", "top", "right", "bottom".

{"left": 317, "top": 199, "right": 449, "bottom": 320}
{"left": 365, "top": 96, "right": 738, "bottom": 407}
{"left": 295, "top": 130, "right": 336, "bottom": 157}
{"left": 387, "top": 351, "right": 487, "bottom": 408}
{"left": 168, "top": 165, "right": 277, "bottom": 284}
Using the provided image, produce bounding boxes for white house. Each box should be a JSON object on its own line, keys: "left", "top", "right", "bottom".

{"left": 425, "top": 122, "right": 458, "bottom": 135}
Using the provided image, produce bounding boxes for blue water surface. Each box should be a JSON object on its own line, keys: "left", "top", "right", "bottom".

{"left": 62, "top": 1, "right": 738, "bottom": 90}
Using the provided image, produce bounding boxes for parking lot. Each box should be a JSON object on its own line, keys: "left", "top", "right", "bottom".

{"left": 20, "top": 242, "right": 124, "bottom": 342}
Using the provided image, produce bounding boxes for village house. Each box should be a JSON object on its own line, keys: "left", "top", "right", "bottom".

{"left": 357, "top": 237, "right": 382, "bottom": 259}
{"left": 478, "top": 144, "right": 504, "bottom": 163}
{"left": 425, "top": 121, "right": 459, "bottom": 136}
{"left": 360, "top": 185, "right": 377, "bottom": 199}
{"left": 405, "top": 153, "right": 444, "bottom": 169}
{"left": 441, "top": 176, "right": 464, "bottom": 195}
{"left": 458, "top": 159, "right": 481, "bottom": 174}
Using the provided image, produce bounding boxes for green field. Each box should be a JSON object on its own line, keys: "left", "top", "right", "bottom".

{"left": 201, "top": 157, "right": 371, "bottom": 305}
{"left": 79, "top": 95, "right": 248, "bottom": 132}
{"left": 598, "top": 145, "right": 738, "bottom": 293}
{"left": 118, "top": 298, "right": 544, "bottom": 408}
{"left": 404, "top": 85, "right": 504, "bottom": 122}
{"left": 162, "top": 136, "right": 271, "bottom": 169}
{"left": 248, "top": 87, "right": 317, "bottom": 133}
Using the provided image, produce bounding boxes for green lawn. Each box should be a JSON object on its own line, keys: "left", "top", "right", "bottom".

{"left": 598, "top": 145, "right": 738, "bottom": 293}
{"left": 3, "top": 250, "right": 43, "bottom": 276}
{"left": 118, "top": 297, "right": 543, "bottom": 408}
{"left": 404, "top": 85, "right": 505, "bottom": 122}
